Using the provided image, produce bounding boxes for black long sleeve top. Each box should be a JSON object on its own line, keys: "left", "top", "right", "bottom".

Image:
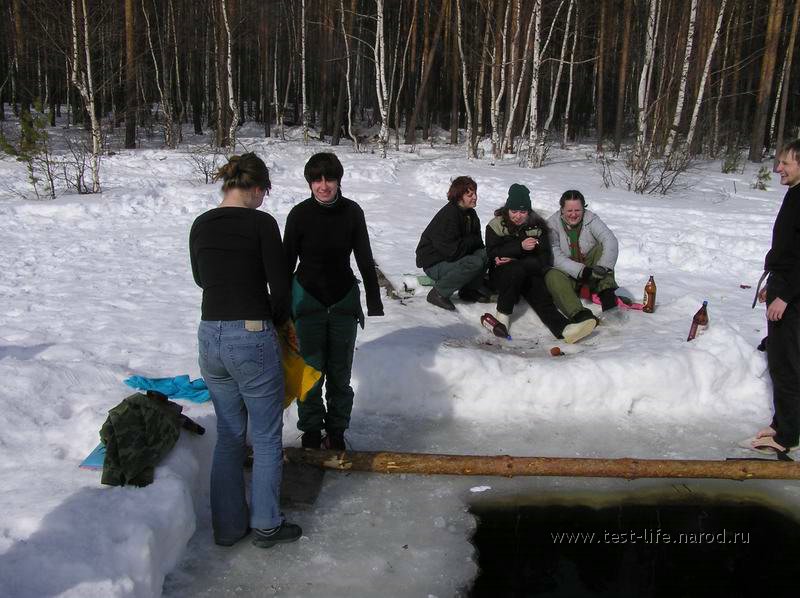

{"left": 765, "top": 184, "right": 800, "bottom": 304}
{"left": 283, "top": 194, "right": 384, "bottom": 315}
{"left": 189, "top": 207, "right": 291, "bottom": 325}
{"left": 415, "top": 201, "right": 484, "bottom": 269}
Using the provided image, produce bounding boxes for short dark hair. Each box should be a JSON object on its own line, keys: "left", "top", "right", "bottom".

{"left": 559, "top": 189, "right": 586, "bottom": 208}
{"left": 304, "top": 152, "right": 344, "bottom": 184}
{"left": 213, "top": 153, "right": 271, "bottom": 193}
{"left": 447, "top": 176, "right": 477, "bottom": 204}
{"left": 781, "top": 139, "right": 800, "bottom": 162}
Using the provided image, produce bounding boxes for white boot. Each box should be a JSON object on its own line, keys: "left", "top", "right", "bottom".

{"left": 562, "top": 318, "right": 597, "bottom": 344}
{"left": 495, "top": 312, "right": 510, "bottom": 333}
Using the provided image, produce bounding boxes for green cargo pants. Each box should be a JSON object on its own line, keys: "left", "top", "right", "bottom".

{"left": 544, "top": 245, "right": 618, "bottom": 319}
{"left": 424, "top": 248, "right": 488, "bottom": 298}
{"left": 292, "top": 279, "right": 362, "bottom": 433}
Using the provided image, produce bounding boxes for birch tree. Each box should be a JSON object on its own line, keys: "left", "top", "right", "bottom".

{"left": 339, "top": 0, "right": 358, "bottom": 150}
{"left": 69, "top": 0, "right": 101, "bottom": 192}
{"left": 683, "top": 0, "right": 727, "bottom": 152}
{"left": 489, "top": 1, "right": 510, "bottom": 160}
{"left": 221, "top": 0, "right": 238, "bottom": 149}
{"left": 455, "top": 0, "right": 474, "bottom": 158}
{"left": 372, "top": 0, "right": 390, "bottom": 157}
{"left": 562, "top": 4, "right": 579, "bottom": 148}
{"left": 542, "top": 0, "right": 574, "bottom": 141}
{"left": 630, "top": 0, "right": 659, "bottom": 192}
{"left": 664, "top": 0, "right": 698, "bottom": 159}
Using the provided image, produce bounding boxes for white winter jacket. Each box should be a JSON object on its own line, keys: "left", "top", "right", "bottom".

{"left": 546, "top": 209, "right": 619, "bottom": 279}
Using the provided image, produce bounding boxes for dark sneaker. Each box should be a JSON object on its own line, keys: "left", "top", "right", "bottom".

{"left": 215, "top": 527, "right": 251, "bottom": 547}
{"left": 458, "top": 288, "right": 492, "bottom": 303}
{"left": 252, "top": 521, "right": 302, "bottom": 549}
{"left": 301, "top": 430, "right": 322, "bottom": 449}
{"left": 427, "top": 288, "right": 456, "bottom": 311}
{"left": 323, "top": 429, "right": 346, "bottom": 451}
{"left": 571, "top": 308, "right": 598, "bottom": 324}
{"left": 598, "top": 288, "right": 618, "bottom": 311}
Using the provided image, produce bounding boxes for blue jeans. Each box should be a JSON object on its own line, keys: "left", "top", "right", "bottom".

{"left": 198, "top": 320, "right": 284, "bottom": 541}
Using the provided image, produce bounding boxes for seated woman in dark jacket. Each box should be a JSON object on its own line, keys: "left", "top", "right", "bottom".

{"left": 485, "top": 184, "right": 596, "bottom": 344}
{"left": 415, "top": 176, "right": 491, "bottom": 311}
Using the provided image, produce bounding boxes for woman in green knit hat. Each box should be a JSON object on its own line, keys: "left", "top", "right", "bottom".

{"left": 485, "top": 184, "right": 596, "bottom": 343}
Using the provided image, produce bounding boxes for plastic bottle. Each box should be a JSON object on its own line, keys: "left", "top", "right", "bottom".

{"left": 687, "top": 300, "right": 709, "bottom": 341}
{"left": 642, "top": 275, "right": 657, "bottom": 313}
{"left": 480, "top": 313, "right": 511, "bottom": 340}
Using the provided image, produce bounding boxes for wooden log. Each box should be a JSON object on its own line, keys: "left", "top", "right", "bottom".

{"left": 283, "top": 448, "right": 800, "bottom": 482}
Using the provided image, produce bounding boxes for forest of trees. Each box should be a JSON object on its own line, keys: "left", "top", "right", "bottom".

{"left": 1, "top": 0, "right": 798, "bottom": 193}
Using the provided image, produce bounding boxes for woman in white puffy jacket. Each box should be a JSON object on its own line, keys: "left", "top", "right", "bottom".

{"left": 544, "top": 190, "right": 621, "bottom": 324}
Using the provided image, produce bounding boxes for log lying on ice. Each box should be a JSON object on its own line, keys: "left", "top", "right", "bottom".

{"left": 283, "top": 448, "right": 800, "bottom": 481}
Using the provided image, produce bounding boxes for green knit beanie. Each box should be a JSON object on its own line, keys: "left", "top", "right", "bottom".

{"left": 505, "top": 183, "right": 532, "bottom": 211}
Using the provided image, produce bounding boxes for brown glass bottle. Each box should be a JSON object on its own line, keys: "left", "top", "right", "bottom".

{"left": 481, "top": 313, "right": 511, "bottom": 339}
{"left": 642, "top": 275, "right": 656, "bottom": 313}
{"left": 687, "top": 300, "right": 709, "bottom": 341}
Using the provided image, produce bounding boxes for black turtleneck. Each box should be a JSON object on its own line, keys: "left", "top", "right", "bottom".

{"left": 284, "top": 194, "right": 383, "bottom": 315}
{"left": 189, "top": 207, "right": 291, "bottom": 325}
{"left": 766, "top": 183, "right": 800, "bottom": 303}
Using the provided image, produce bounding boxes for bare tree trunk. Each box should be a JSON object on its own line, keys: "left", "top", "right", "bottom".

{"left": 524, "top": 0, "right": 543, "bottom": 167}
{"left": 748, "top": 0, "right": 784, "bottom": 162}
{"left": 141, "top": 0, "right": 177, "bottom": 148}
{"left": 124, "top": 0, "right": 136, "bottom": 148}
{"left": 455, "top": 0, "right": 474, "bottom": 158}
{"left": 450, "top": 2, "right": 460, "bottom": 146}
{"left": 542, "top": 0, "right": 574, "bottom": 139}
{"left": 70, "top": 0, "right": 101, "bottom": 192}
{"left": 221, "top": 0, "right": 238, "bottom": 149}
{"left": 562, "top": 3, "right": 578, "bottom": 148}
{"left": 595, "top": 0, "right": 607, "bottom": 150}
{"left": 499, "top": 2, "right": 536, "bottom": 158}
{"left": 373, "top": 0, "right": 390, "bottom": 157}
{"left": 393, "top": 0, "right": 417, "bottom": 150}
{"left": 475, "top": 0, "right": 493, "bottom": 141}
{"left": 630, "top": 0, "right": 659, "bottom": 193}
{"left": 613, "top": 0, "right": 632, "bottom": 152}
{"left": 404, "top": 1, "right": 446, "bottom": 146}
{"left": 711, "top": 6, "right": 734, "bottom": 156}
{"left": 340, "top": 0, "right": 358, "bottom": 150}
{"left": 169, "top": 0, "right": 184, "bottom": 142}
{"left": 774, "top": 0, "right": 799, "bottom": 161}
{"left": 490, "top": 0, "right": 510, "bottom": 160}
{"left": 301, "top": 0, "right": 309, "bottom": 144}
{"left": 664, "top": 0, "right": 698, "bottom": 158}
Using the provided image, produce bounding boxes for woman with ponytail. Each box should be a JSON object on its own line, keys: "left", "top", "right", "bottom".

{"left": 189, "top": 153, "right": 302, "bottom": 549}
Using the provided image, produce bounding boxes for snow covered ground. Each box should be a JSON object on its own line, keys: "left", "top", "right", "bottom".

{"left": 0, "top": 120, "right": 793, "bottom": 597}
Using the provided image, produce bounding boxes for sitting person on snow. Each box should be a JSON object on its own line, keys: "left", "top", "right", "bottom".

{"left": 545, "top": 189, "right": 622, "bottom": 324}
{"left": 415, "top": 176, "right": 491, "bottom": 311}
{"left": 485, "top": 184, "right": 596, "bottom": 343}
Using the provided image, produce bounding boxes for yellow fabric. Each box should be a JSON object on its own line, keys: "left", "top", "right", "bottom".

{"left": 279, "top": 334, "right": 321, "bottom": 410}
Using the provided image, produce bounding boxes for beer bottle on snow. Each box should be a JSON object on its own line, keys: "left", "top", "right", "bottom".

{"left": 687, "top": 300, "right": 709, "bottom": 341}
{"left": 480, "top": 313, "right": 511, "bottom": 340}
{"left": 642, "top": 275, "right": 657, "bottom": 313}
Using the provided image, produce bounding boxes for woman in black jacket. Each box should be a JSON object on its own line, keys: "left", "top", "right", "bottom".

{"left": 485, "top": 184, "right": 596, "bottom": 344}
